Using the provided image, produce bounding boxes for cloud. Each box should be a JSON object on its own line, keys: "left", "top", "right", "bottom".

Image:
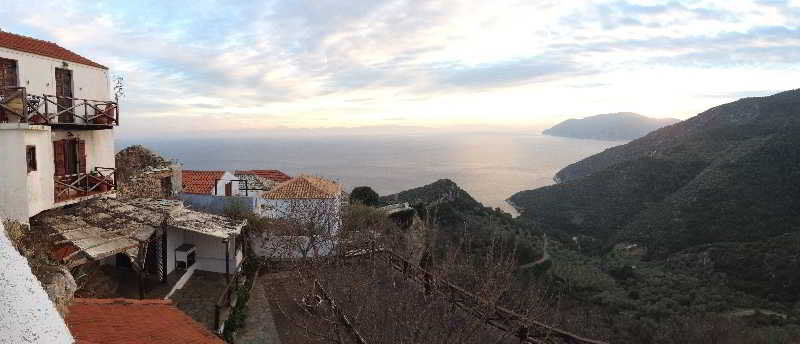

{"left": 1, "top": 0, "right": 798, "bottom": 138}
{"left": 433, "top": 58, "right": 586, "bottom": 90}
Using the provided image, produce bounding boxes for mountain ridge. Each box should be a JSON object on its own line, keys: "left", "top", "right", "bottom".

{"left": 509, "top": 88, "right": 800, "bottom": 306}
{"left": 542, "top": 112, "right": 679, "bottom": 142}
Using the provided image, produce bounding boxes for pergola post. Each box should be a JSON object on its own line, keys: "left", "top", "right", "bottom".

{"left": 224, "top": 237, "right": 230, "bottom": 282}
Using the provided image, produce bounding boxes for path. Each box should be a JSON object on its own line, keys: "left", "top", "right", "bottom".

{"left": 517, "top": 234, "right": 550, "bottom": 270}
{"left": 235, "top": 274, "right": 283, "bottom": 344}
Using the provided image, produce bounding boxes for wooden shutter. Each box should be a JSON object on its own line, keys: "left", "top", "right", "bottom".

{"left": 53, "top": 140, "right": 66, "bottom": 176}
{"left": 225, "top": 182, "right": 233, "bottom": 196}
{"left": 77, "top": 140, "right": 86, "bottom": 174}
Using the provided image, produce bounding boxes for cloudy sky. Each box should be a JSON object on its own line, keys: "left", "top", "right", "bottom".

{"left": 2, "top": 0, "right": 799, "bottom": 139}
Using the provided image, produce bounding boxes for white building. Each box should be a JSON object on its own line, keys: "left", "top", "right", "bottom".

{"left": 234, "top": 169, "right": 291, "bottom": 197}
{"left": 182, "top": 170, "right": 242, "bottom": 196}
{"left": 252, "top": 175, "right": 343, "bottom": 258}
{"left": 0, "top": 220, "right": 74, "bottom": 344}
{"left": 0, "top": 31, "right": 117, "bottom": 224}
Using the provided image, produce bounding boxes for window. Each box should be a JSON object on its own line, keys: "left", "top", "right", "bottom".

{"left": 53, "top": 139, "right": 85, "bottom": 176}
{"left": 26, "top": 145, "right": 37, "bottom": 172}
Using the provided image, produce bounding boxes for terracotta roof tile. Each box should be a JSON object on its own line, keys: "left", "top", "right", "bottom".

{"left": 264, "top": 175, "right": 342, "bottom": 199}
{"left": 0, "top": 31, "right": 107, "bottom": 69}
{"left": 235, "top": 169, "right": 291, "bottom": 183}
{"left": 182, "top": 170, "right": 225, "bottom": 194}
{"left": 67, "top": 298, "right": 224, "bottom": 344}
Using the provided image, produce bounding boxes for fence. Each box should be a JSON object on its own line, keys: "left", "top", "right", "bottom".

{"left": 346, "top": 248, "right": 609, "bottom": 344}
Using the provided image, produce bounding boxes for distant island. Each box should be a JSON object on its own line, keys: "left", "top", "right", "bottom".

{"left": 542, "top": 112, "right": 680, "bottom": 141}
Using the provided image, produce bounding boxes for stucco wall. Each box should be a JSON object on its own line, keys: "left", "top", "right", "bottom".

{"left": 0, "top": 46, "right": 110, "bottom": 124}
{"left": 165, "top": 227, "right": 239, "bottom": 275}
{"left": 0, "top": 126, "right": 114, "bottom": 223}
{"left": 0, "top": 124, "right": 54, "bottom": 223}
{"left": 0, "top": 126, "right": 32, "bottom": 222}
{"left": 26, "top": 127, "right": 56, "bottom": 218}
{"left": 51, "top": 129, "right": 115, "bottom": 171}
{"left": 262, "top": 197, "right": 342, "bottom": 235}
{"left": 210, "top": 171, "right": 242, "bottom": 196}
{"left": 0, "top": 220, "right": 75, "bottom": 344}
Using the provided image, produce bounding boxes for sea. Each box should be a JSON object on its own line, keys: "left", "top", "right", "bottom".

{"left": 118, "top": 133, "right": 623, "bottom": 216}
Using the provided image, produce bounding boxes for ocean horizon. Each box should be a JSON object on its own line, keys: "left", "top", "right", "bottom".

{"left": 118, "top": 133, "right": 623, "bottom": 215}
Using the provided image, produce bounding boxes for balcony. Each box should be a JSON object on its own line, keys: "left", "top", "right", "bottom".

{"left": 55, "top": 167, "right": 116, "bottom": 203}
{"left": 0, "top": 87, "right": 118, "bottom": 129}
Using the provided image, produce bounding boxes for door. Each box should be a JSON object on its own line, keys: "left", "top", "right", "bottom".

{"left": 0, "top": 58, "right": 18, "bottom": 122}
{"left": 225, "top": 182, "right": 233, "bottom": 196}
{"left": 55, "top": 68, "right": 74, "bottom": 123}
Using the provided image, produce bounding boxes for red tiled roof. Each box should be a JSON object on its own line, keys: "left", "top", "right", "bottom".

{"left": 264, "top": 175, "right": 342, "bottom": 199}
{"left": 67, "top": 298, "right": 224, "bottom": 344}
{"left": 0, "top": 31, "right": 107, "bottom": 69}
{"left": 182, "top": 170, "right": 225, "bottom": 194}
{"left": 235, "top": 169, "right": 291, "bottom": 183}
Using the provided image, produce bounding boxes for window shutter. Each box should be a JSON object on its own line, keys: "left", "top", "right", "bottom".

{"left": 53, "top": 140, "right": 66, "bottom": 176}
{"left": 78, "top": 140, "right": 86, "bottom": 174}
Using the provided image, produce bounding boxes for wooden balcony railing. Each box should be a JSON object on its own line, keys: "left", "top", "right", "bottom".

{"left": 55, "top": 167, "right": 116, "bottom": 203}
{"left": 0, "top": 87, "right": 118, "bottom": 126}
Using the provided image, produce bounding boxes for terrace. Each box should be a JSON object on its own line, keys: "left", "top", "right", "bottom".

{"left": 0, "top": 86, "right": 119, "bottom": 129}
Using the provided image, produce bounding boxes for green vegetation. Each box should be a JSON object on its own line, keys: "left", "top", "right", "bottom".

{"left": 509, "top": 89, "right": 800, "bottom": 313}
{"left": 350, "top": 185, "right": 380, "bottom": 206}
{"left": 388, "top": 155, "right": 800, "bottom": 342}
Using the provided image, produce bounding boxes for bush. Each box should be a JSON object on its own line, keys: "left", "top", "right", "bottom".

{"left": 350, "top": 186, "right": 379, "bottom": 206}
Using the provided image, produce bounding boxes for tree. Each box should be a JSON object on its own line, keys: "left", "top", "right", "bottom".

{"left": 350, "top": 186, "right": 379, "bottom": 206}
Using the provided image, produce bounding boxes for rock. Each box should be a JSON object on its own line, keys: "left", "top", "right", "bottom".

{"left": 39, "top": 265, "right": 77, "bottom": 316}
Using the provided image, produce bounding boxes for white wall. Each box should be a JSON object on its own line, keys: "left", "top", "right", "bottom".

{"left": 251, "top": 194, "right": 342, "bottom": 259}
{"left": 0, "top": 124, "right": 55, "bottom": 223}
{"left": 51, "top": 129, "right": 115, "bottom": 170}
{"left": 165, "top": 228, "right": 240, "bottom": 275}
{"left": 0, "top": 125, "right": 34, "bottom": 222}
{"left": 0, "top": 125, "right": 115, "bottom": 223}
{"left": 211, "top": 171, "right": 242, "bottom": 196}
{"left": 26, "top": 126, "right": 56, "bottom": 218}
{"left": 0, "top": 220, "right": 75, "bottom": 344}
{"left": 0, "top": 46, "right": 110, "bottom": 123}
{"left": 261, "top": 196, "right": 342, "bottom": 235}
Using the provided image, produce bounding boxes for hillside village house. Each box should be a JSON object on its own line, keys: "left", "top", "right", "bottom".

{"left": 180, "top": 169, "right": 293, "bottom": 215}
{"left": 253, "top": 175, "right": 344, "bottom": 258}
{"left": 234, "top": 169, "right": 291, "bottom": 197}
{"left": 0, "top": 33, "right": 245, "bottom": 312}
{"left": 182, "top": 170, "right": 243, "bottom": 196}
{"left": 0, "top": 31, "right": 117, "bottom": 224}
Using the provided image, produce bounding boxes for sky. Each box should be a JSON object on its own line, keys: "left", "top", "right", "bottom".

{"left": 2, "top": 0, "right": 799, "bottom": 139}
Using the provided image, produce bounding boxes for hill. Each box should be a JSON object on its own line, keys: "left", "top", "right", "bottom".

{"left": 510, "top": 89, "right": 800, "bottom": 305}
{"left": 542, "top": 112, "right": 679, "bottom": 142}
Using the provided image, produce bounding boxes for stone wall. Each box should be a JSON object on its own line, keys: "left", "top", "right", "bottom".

{"left": 119, "top": 170, "right": 173, "bottom": 199}
{"left": 116, "top": 145, "right": 182, "bottom": 199}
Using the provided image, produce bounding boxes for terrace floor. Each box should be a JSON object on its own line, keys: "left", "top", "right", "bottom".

{"left": 170, "top": 270, "right": 229, "bottom": 331}
{"left": 116, "top": 268, "right": 188, "bottom": 299}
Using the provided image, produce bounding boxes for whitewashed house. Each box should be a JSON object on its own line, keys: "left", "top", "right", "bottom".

{"left": 0, "top": 31, "right": 118, "bottom": 224}
{"left": 182, "top": 170, "right": 242, "bottom": 196}
{"left": 234, "top": 169, "right": 291, "bottom": 197}
{"left": 252, "top": 175, "right": 343, "bottom": 258}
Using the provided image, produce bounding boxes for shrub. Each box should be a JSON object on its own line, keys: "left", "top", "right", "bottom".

{"left": 350, "top": 186, "right": 380, "bottom": 206}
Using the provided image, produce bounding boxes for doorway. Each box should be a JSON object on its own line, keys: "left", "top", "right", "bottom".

{"left": 0, "top": 58, "right": 18, "bottom": 122}
{"left": 55, "top": 68, "right": 74, "bottom": 123}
